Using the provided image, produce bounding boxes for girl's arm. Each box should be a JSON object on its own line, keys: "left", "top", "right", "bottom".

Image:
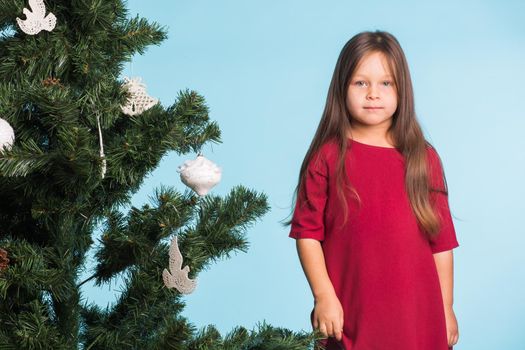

{"left": 296, "top": 238, "right": 336, "bottom": 299}
{"left": 433, "top": 250, "right": 459, "bottom": 347}
{"left": 433, "top": 250, "right": 454, "bottom": 308}
{"left": 296, "top": 238, "right": 344, "bottom": 342}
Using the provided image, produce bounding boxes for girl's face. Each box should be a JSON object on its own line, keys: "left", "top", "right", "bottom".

{"left": 346, "top": 51, "right": 398, "bottom": 132}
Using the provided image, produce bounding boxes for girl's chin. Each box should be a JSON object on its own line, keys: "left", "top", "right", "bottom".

{"left": 351, "top": 116, "right": 393, "bottom": 126}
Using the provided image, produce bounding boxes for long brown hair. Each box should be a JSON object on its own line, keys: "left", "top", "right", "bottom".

{"left": 283, "top": 30, "right": 448, "bottom": 239}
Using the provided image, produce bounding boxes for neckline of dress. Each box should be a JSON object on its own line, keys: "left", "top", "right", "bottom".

{"left": 348, "top": 138, "right": 397, "bottom": 150}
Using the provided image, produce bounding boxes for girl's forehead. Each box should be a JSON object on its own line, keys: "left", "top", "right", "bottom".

{"left": 353, "top": 52, "right": 395, "bottom": 77}
{"left": 353, "top": 73, "right": 394, "bottom": 78}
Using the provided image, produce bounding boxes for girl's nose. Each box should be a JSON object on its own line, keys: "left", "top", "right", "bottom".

{"left": 366, "top": 85, "right": 379, "bottom": 99}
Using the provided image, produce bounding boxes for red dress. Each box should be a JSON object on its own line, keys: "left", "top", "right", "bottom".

{"left": 289, "top": 138, "right": 459, "bottom": 350}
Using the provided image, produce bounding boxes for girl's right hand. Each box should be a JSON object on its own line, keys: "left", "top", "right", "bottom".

{"left": 311, "top": 292, "right": 344, "bottom": 341}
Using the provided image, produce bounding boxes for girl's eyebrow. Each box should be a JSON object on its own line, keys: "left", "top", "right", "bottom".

{"left": 353, "top": 74, "right": 394, "bottom": 79}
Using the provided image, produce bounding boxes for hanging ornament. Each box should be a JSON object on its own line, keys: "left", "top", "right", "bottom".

{"left": 120, "top": 77, "right": 158, "bottom": 116}
{"left": 16, "top": 0, "right": 57, "bottom": 35}
{"left": 0, "top": 248, "right": 9, "bottom": 272}
{"left": 0, "top": 118, "right": 15, "bottom": 152}
{"left": 162, "top": 236, "right": 197, "bottom": 294}
{"left": 96, "top": 114, "right": 106, "bottom": 179}
{"left": 177, "top": 153, "right": 221, "bottom": 196}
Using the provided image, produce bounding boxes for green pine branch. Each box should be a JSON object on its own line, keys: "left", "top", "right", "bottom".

{"left": 0, "top": 1, "right": 322, "bottom": 348}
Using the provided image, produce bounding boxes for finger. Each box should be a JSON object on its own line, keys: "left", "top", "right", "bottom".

{"left": 330, "top": 320, "right": 340, "bottom": 339}
{"left": 332, "top": 319, "right": 342, "bottom": 336}
{"left": 448, "top": 335, "right": 456, "bottom": 347}
{"left": 448, "top": 331, "right": 455, "bottom": 345}
{"left": 335, "top": 328, "right": 343, "bottom": 341}
{"left": 319, "top": 322, "right": 328, "bottom": 337}
{"left": 449, "top": 332, "right": 458, "bottom": 346}
{"left": 312, "top": 316, "right": 318, "bottom": 330}
{"left": 325, "top": 321, "right": 334, "bottom": 337}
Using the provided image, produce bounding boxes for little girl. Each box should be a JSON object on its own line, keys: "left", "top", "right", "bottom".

{"left": 287, "top": 30, "right": 460, "bottom": 350}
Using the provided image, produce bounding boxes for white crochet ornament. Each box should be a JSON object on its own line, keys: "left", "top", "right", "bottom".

{"left": 162, "top": 235, "right": 197, "bottom": 294}
{"left": 0, "top": 118, "right": 15, "bottom": 151}
{"left": 177, "top": 154, "right": 221, "bottom": 196}
{"left": 120, "top": 77, "right": 158, "bottom": 116}
{"left": 16, "top": 0, "right": 56, "bottom": 35}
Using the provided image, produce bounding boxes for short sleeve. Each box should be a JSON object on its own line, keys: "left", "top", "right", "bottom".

{"left": 288, "top": 150, "right": 328, "bottom": 241}
{"left": 427, "top": 147, "right": 460, "bottom": 254}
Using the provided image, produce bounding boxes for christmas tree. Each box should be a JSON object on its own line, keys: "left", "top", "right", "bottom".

{"left": 0, "top": 1, "right": 323, "bottom": 349}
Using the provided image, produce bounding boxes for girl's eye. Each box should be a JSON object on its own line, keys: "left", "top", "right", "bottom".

{"left": 353, "top": 81, "right": 394, "bottom": 87}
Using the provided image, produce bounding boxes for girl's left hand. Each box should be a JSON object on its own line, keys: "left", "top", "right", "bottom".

{"left": 444, "top": 306, "right": 459, "bottom": 347}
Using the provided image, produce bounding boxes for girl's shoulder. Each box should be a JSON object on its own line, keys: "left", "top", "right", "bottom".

{"left": 424, "top": 142, "right": 443, "bottom": 169}
{"left": 304, "top": 139, "right": 339, "bottom": 176}
{"left": 424, "top": 142, "right": 449, "bottom": 190}
{"left": 316, "top": 138, "right": 340, "bottom": 163}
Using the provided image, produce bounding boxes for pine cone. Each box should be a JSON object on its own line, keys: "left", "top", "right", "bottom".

{"left": 42, "top": 77, "right": 64, "bottom": 88}
{"left": 0, "top": 248, "right": 9, "bottom": 271}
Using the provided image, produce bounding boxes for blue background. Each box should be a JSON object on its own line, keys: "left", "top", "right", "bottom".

{"left": 80, "top": 1, "right": 525, "bottom": 349}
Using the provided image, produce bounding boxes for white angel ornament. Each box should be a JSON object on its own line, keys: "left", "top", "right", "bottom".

{"left": 16, "top": 0, "right": 57, "bottom": 35}
{"left": 162, "top": 236, "right": 197, "bottom": 294}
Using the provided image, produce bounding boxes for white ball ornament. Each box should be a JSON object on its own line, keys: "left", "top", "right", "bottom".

{"left": 177, "top": 154, "right": 221, "bottom": 196}
{"left": 0, "top": 118, "right": 15, "bottom": 152}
